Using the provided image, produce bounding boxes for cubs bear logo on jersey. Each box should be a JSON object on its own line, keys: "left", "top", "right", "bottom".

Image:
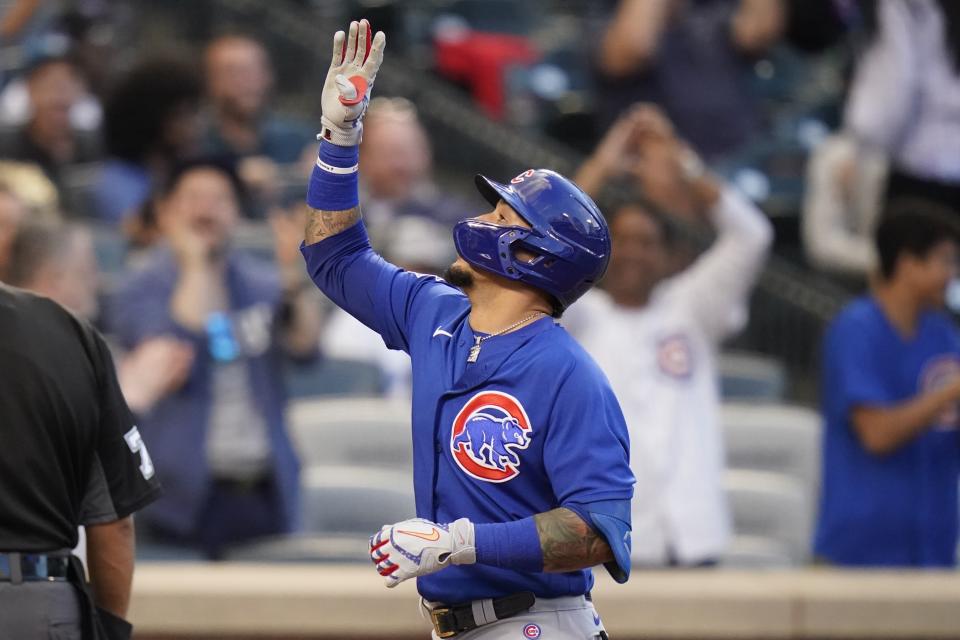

{"left": 450, "top": 390, "right": 532, "bottom": 483}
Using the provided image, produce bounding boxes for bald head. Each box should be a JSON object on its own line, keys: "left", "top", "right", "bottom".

{"left": 205, "top": 35, "right": 273, "bottom": 121}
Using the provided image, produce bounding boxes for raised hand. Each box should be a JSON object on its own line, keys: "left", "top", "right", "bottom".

{"left": 320, "top": 19, "right": 386, "bottom": 147}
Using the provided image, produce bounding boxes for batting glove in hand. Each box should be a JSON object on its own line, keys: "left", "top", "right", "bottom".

{"left": 320, "top": 19, "right": 386, "bottom": 147}
{"left": 370, "top": 517, "right": 476, "bottom": 588}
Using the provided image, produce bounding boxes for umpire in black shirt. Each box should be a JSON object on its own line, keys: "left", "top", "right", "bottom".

{"left": 0, "top": 283, "right": 162, "bottom": 639}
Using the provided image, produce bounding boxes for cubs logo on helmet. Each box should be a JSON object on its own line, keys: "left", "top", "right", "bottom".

{"left": 450, "top": 391, "right": 532, "bottom": 483}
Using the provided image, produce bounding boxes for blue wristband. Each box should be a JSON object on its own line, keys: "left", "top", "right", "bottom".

{"left": 474, "top": 517, "right": 543, "bottom": 573}
{"left": 306, "top": 140, "right": 359, "bottom": 211}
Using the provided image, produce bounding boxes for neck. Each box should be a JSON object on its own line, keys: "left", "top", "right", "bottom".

{"left": 466, "top": 284, "right": 550, "bottom": 334}
{"left": 873, "top": 278, "right": 923, "bottom": 337}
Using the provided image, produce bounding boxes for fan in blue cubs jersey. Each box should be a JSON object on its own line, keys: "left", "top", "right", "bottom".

{"left": 302, "top": 20, "right": 633, "bottom": 639}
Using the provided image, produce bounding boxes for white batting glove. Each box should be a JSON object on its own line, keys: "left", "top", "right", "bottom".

{"left": 320, "top": 19, "right": 386, "bottom": 147}
{"left": 369, "top": 517, "right": 476, "bottom": 588}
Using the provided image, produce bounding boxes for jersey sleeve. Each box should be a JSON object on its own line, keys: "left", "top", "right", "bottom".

{"left": 543, "top": 359, "right": 634, "bottom": 505}
{"left": 301, "top": 220, "right": 460, "bottom": 352}
{"left": 78, "top": 324, "right": 162, "bottom": 525}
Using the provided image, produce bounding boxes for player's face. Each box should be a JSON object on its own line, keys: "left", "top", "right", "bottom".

{"left": 606, "top": 206, "right": 667, "bottom": 303}
{"left": 448, "top": 201, "right": 531, "bottom": 287}
{"left": 909, "top": 240, "right": 958, "bottom": 308}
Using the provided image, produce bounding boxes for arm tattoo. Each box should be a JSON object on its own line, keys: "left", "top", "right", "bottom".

{"left": 535, "top": 507, "right": 613, "bottom": 573}
{"left": 304, "top": 206, "right": 361, "bottom": 245}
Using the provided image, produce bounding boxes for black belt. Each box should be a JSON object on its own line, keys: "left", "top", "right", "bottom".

{"left": 429, "top": 592, "right": 536, "bottom": 638}
{"left": 0, "top": 552, "right": 71, "bottom": 582}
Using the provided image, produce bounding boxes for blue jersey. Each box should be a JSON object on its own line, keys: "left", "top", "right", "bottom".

{"left": 302, "top": 222, "right": 634, "bottom": 602}
{"left": 816, "top": 297, "right": 960, "bottom": 567}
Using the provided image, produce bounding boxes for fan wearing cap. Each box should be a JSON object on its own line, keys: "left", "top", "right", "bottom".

{"left": 302, "top": 20, "right": 633, "bottom": 639}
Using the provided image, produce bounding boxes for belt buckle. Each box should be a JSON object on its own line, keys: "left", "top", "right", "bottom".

{"left": 430, "top": 607, "right": 457, "bottom": 638}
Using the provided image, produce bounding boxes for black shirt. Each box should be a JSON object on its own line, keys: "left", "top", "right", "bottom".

{"left": 0, "top": 285, "right": 161, "bottom": 552}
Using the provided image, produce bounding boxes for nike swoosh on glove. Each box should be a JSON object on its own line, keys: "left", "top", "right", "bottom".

{"left": 369, "top": 517, "right": 476, "bottom": 588}
{"left": 320, "top": 19, "right": 386, "bottom": 146}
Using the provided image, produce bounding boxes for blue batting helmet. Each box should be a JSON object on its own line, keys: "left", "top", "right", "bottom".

{"left": 452, "top": 168, "right": 611, "bottom": 311}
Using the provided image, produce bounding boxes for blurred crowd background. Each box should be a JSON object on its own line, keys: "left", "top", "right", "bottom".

{"left": 1, "top": 0, "right": 958, "bottom": 573}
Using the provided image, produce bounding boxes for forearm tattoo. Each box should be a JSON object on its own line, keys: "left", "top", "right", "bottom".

{"left": 535, "top": 507, "right": 613, "bottom": 572}
{"left": 304, "top": 206, "right": 361, "bottom": 245}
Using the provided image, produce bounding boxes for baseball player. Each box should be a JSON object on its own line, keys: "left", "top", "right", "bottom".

{"left": 301, "top": 20, "right": 634, "bottom": 639}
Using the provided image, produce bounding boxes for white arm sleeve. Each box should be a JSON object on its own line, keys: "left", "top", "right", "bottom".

{"left": 665, "top": 186, "right": 773, "bottom": 343}
{"left": 844, "top": 0, "right": 917, "bottom": 154}
{"left": 801, "top": 136, "right": 883, "bottom": 276}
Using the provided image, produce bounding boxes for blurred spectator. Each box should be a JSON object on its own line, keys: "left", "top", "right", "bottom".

{"left": 0, "top": 56, "right": 101, "bottom": 195}
{"left": 594, "top": 0, "right": 784, "bottom": 161}
{"left": 4, "top": 220, "right": 99, "bottom": 320}
{"left": 359, "top": 97, "right": 473, "bottom": 245}
{"left": 0, "top": 0, "right": 56, "bottom": 81}
{"left": 566, "top": 105, "right": 772, "bottom": 566}
{"left": 108, "top": 157, "right": 321, "bottom": 559}
{"left": 320, "top": 215, "right": 455, "bottom": 398}
{"left": 0, "top": 182, "right": 26, "bottom": 280}
{"left": 0, "top": 158, "right": 60, "bottom": 217}
{"left": 816, "top": 202, "right": 960, "bottom": 567}
{"left": 0, "top": 162, "right": 60, "bottom": 280}
{"left": 845, "top": 0, "right": 960, "bottom": 210}
{"left": 6, "top": 221, "right": 100, "bottom": 321}
{"left": 93, "top": 58, "right": 202, "bottom": 225}
{"left": 116, "top": 335, "right": 196, "bottom": 418}
{"left": 802, "top": 133, "right": 887, "bottom": 279}
{"left": 202, "top": 34, "right": 312, "bottom": 164}
{"left": 0, "top": 0, "right": 43, "bottom": 42}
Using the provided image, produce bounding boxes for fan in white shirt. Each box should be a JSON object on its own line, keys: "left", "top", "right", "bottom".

{"left": 567, "top": 105, "right": 773, "bottom": 566}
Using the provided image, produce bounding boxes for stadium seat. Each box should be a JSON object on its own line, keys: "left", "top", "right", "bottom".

{"left": 722, "top": 534, "right": 795, "bottom": 569}
{"left": 721, "top": 402, "right": 821, "bottom": 505}
{"left": 718, "top": 351, "right": 787, "bottom": 401}
{"left": 723, "top": 469, "right": 812, "bottom": 566}
{"left": 288, "top": 396, "right": 413, "bottom": 468}
{"left": 299, "top": 465, "right": 416, "bottom": 535}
